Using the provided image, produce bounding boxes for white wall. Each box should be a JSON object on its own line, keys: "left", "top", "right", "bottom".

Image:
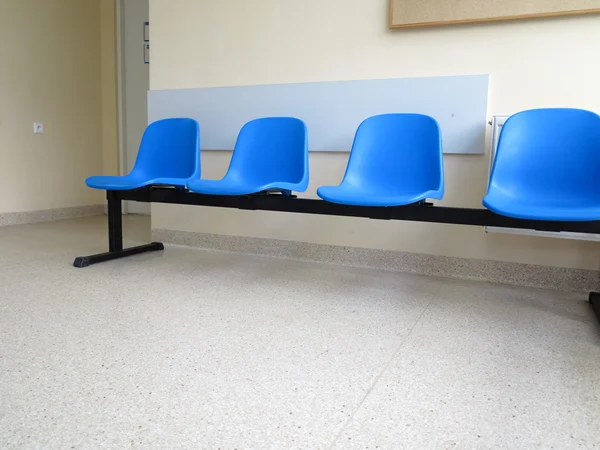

{"left": 0, "top": 0, "right": 108, "bottom": 213}
{"left": 149, "top": 0, "right": 600, "bottom": 270}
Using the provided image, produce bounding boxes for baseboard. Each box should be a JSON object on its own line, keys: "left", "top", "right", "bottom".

{"left": 152, "top": 229, "right": 600, "bottom": 292}
{"left": 0, "top": 204, "right": 105, "bottom": 227}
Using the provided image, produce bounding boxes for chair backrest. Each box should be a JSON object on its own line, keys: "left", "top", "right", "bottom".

{"left": 226, "top": 117, "right": 308, "bottom": 185}
{"left": 488, "top": 108, "right": 600, "bottom": 203}
{"left": 132, "top": 118, "right": 200, "bottom": 179}
{"left": 343, "top": 114, "right": 443, "bottom": 193}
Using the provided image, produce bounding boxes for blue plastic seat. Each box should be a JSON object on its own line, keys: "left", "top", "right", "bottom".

{"left": 483, "top": 108, "right": 600, "bottom": 221}
{"left": 86, "top": 118, "right": 200, "bottom": 190}
{"left": 317, "top": 114, "right": 444, "bottom": 206}
{"left": 187, "top": 117, "right": 308, "bottom": 196}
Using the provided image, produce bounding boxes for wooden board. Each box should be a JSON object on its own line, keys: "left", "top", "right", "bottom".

{"left": 390, "top": 0, "right": 600, "bottom": 28}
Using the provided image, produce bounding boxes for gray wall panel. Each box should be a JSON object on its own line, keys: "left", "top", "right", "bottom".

{"left": 148, "top": 75, "right": 489, "bottom": 154}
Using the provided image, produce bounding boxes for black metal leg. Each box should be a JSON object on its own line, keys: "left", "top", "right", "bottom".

{"left": 589, "top": 292, "right": 600, "bottom": 323}
{"left": 73, "top": 242, "right": 164, "bottom": 268}
{"left": 108, "top": 190, "right": 123, "bottom": 252}
{"left": 73, "top": 190, "right": 164, "bottom": 268}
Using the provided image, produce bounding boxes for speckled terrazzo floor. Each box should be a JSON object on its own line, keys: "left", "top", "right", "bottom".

{"left": 1, "top": 216, "right": 599, "bottom": 449}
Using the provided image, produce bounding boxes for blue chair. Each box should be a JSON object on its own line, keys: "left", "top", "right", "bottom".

{"left": 483, "top": 108, "right": 600, "bottom": 221}
{"left": 317, "top": 114, "right": 444, "bottom": 206}
{"left": 187, "top": 117, "right": 308, "bottom": 196}
{"left": 86, "top": 118, "right": 200, "bottom": 190}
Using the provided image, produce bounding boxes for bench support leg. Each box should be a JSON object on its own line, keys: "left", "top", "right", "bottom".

{"left": 73, "top": 190, "right": 164, "bottom": 268}
{"left": 108, "top": 189, "right": 123, "bottom": 252}
{"left": 589, "top": 292, "right": 600, "bottom": 323}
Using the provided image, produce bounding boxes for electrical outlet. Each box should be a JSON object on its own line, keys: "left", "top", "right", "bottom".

{"left": 33, "top": 122, "right": 44, "bottom": 134}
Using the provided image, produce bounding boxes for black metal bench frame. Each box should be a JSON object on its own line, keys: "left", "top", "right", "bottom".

{"left": 74, "top": 187, "right": 600, "bottom": 324}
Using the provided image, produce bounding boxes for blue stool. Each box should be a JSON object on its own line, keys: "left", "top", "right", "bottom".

{"left": 483, "top": 108, "right": 600, "bottom": 221}
{"left": 317, "top": 114, "right": 444, "bottom": 206}
{"left": 187, "top": 117, "right": 308, "bottom": 196}
{"left": 86, "top": 118, "right": 200, "bottom": 190}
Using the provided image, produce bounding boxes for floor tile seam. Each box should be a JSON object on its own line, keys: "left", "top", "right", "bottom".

{"left": 325, "top": 282, "right": 442, "bottom": 449}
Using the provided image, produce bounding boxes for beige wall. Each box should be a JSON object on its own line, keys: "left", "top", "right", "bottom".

{"left": 149, "top": 0, "right": 600, "bottom": 270}
{"left": 0, "top": 0, "right": 115, "bottom": 213}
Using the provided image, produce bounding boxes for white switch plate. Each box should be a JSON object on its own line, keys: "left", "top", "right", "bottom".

{"left": 33, "top": 122, "right": 44, "bottom": 134}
